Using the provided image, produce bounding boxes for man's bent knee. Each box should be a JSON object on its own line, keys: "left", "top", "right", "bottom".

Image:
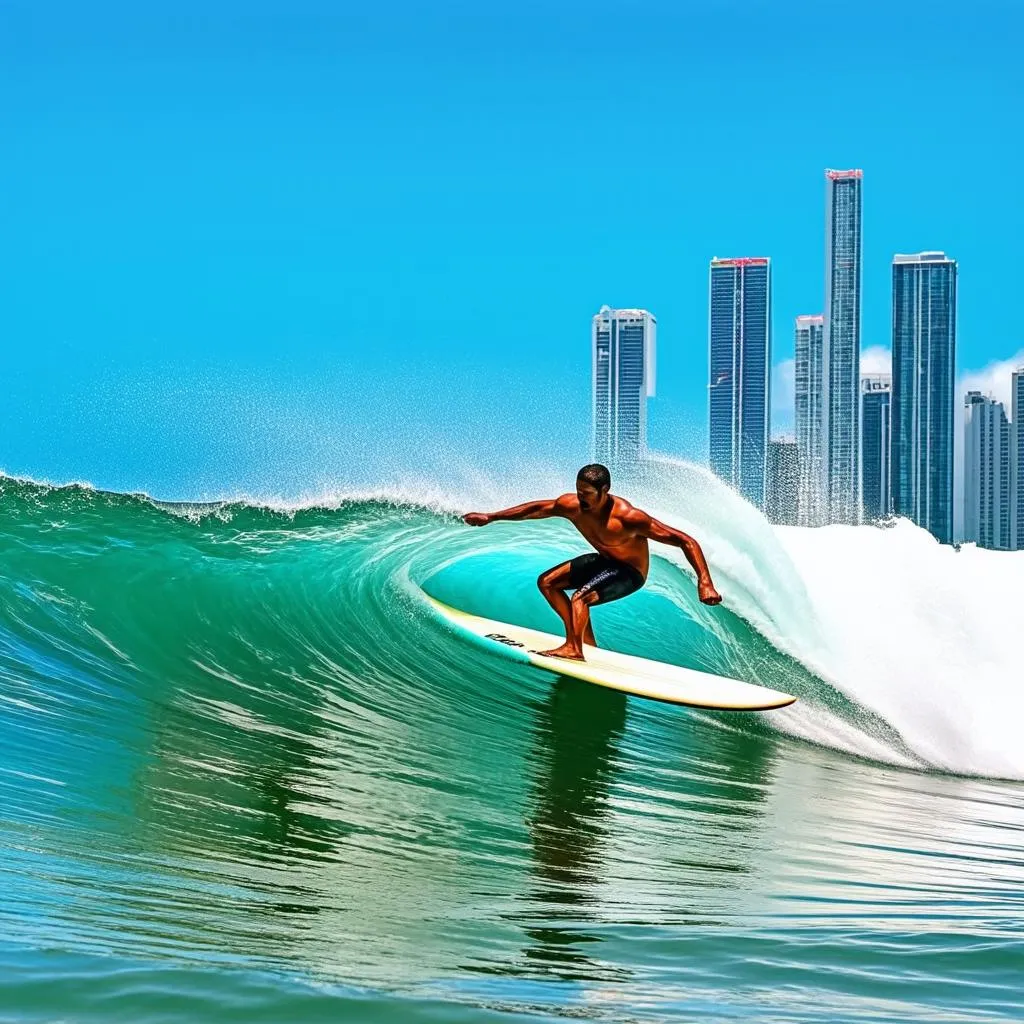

{"left": 538, "top": 567, "right": 569, "bottom": 591}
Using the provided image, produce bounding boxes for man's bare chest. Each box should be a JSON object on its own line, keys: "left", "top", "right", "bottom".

{"left": 575, "top": 515, "right": 636, "bottom": 547}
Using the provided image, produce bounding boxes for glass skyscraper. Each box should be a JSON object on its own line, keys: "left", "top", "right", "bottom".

{"left": 1012, "top": 368, "right": 1024, "bottom": 550}
{"left": 708, "top": 257, "right": 772, "bottom": 509}
{"left": 766, "top": 437, "right": 800, "bottom": 525}
{"left": 891, "top": 252, "right": 957, "bottom": 544}
{"left": 794, "top": 314, "right": 825, "bottom": 525}
{"left": 592, "top": 306, "right": 656, "bottom": 473}
{"left": 963, "top": 391, "right": 1011, "bottom": 550}
{"left": 861, "top": 374, "right": 892, "bottom": 522}
{"left": 824, "top": 169, "right": 863, "bottom": 524}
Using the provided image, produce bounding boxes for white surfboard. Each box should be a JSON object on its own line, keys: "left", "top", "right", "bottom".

{"left": 421, "top": 592, "right": 797, "bottom": 711}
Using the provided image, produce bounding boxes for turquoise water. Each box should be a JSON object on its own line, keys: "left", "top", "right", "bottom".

{"left": 1, "top": 473, "right": 1022, "bottom": 1022}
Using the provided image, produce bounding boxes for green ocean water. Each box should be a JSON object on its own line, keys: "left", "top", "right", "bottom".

{"left": 1, "top": 473, "right": 1023, "bottom": 1023}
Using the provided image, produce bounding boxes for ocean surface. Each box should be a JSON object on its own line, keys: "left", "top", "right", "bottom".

{"left": 2, "top": 456, "right": 1023, "bottom": 1023}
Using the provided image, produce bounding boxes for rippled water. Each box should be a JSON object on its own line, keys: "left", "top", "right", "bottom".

{"left": 2, "top": 471, "right": 1023, "bottom": 1022}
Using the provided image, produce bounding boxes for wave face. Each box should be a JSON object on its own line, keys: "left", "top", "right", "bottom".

{"left": 2, "top": 466, "right": 1024, "bottom": 1022}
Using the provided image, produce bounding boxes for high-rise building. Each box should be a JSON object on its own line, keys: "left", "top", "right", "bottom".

{"left": 766, "top": 437, "right": 800, "bottom": 525}
{"left": 824, "top": 168, "right": 863, "bottom": 525}
{"left": 891, "top": 252, "right": 957, "bottom": 544}
{"left": 963, "top": 391, "right": 1012, "bottom": 550}
{"left": 1012, "top": 368, "right": 1024, "bottom": 550}
{"left": 861, "top": 374, "right": 892, "bottom": 522}
{"left": 708, "top": 257, "right": 772, "bottom": 509}
{"left": 794, "top": 314, "right": 826, "bottom": 525}
{"left": 592, "top": 306, "right": 656, "bottom": 473}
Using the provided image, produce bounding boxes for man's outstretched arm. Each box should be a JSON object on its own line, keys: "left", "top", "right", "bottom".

{"left": 633, "top": 512, "right": 722, "bottom": 605}
{"left": 463, "top": 495, "right": 571, "bottom": 526}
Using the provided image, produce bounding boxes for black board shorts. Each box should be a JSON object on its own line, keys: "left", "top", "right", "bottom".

{"left": 559, "top": 552, "right": 646, "bottom": 605}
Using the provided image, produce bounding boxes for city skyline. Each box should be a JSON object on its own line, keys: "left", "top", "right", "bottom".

{"left": 584, "top": 159, "right": 1024, "bottom": 549}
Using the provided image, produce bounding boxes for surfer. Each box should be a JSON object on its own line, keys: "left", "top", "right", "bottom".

{"left": 461, "top": 463, "right": 722, "bottom": 661}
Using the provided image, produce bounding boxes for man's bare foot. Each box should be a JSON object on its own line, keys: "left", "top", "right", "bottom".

{"left": 537, "top": 644, "right": 585, "bottom": 661}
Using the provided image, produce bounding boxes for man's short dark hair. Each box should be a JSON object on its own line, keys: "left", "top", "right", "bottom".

{"left": 577, "top": 463, "right": 610, "bottom": 491}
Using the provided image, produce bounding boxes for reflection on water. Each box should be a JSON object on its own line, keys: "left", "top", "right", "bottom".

{"left": 528, "top": 677, "right": 627, "bottom": 890}
{"left": 518, "top": 676, "right": 628, "bottom": 980}
{"left": 473, "top": 674, "right": 783, "bottom": 983}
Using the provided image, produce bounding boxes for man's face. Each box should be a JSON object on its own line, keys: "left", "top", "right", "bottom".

{"left": 576, "top": 480, "right": 604, "bottom": 511}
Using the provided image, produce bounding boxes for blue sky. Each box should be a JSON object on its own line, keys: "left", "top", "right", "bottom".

{"left": 2, "top": 0, "right": 1022, "bottom": 499}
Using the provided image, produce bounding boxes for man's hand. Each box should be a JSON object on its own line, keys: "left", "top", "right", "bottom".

{"left": 462, "top": 512, "right": 491, "bottom": 526}
{"left": 637, "top": 511, "right": 722, "bottom": 606}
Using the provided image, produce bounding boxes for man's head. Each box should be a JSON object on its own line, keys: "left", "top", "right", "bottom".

{"left": 576, "top": 463, "right": 610, "bottom": 511}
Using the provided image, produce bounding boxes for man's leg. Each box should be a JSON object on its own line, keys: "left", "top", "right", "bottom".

{"left": 537, "top": 588, "right": 599, "bottom": 660}
{"left": 539, "top": 561, "right": 643, "bottom": 661}
{"left": 569, "top": 588, "right": 600, "bottom": 654}
{"left": 537, "top": 560, "right": 597, "bottom": 648}
{"left": 537, "top": 561, "right": 573, "bottom": 640}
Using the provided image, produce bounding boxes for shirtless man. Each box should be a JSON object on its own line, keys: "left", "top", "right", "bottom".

{"left": 461, "top": 463, "right": 722, "bottom": 661}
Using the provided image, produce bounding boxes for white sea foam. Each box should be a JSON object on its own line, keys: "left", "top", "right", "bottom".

{"left": 630, "top": 453, "right": 1024, "bottom": 779}
{"left": 771, "top": 520, "right": 1024, "bottom": 779}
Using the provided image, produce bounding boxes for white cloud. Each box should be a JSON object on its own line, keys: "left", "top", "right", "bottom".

{"left": 958, "top": 350, "right": 1024, "bottom": 409}
{"left": 852, "top": 347, "right": 1024, "bottom": 406}
{"left": 861, "top": 346, "right": 892, "bottom": 376}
